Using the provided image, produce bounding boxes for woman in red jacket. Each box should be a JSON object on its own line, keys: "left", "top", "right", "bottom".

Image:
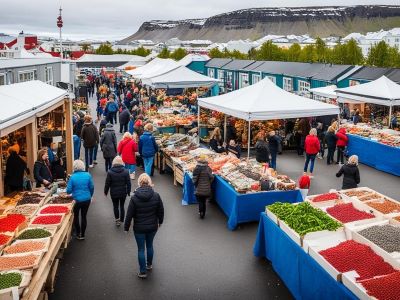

{"left": 335, "top": 127, "right": 348, "bottom": 165}
{"left": 117, "top": 132, "right": 138, "bottom": 180}
{"left": 303, "top": 128, "right": 320, "bottom": 177}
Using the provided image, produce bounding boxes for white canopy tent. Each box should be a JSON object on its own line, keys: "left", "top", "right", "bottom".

{"left": 125, "top": 58, "right": 180, "bottom": 79}
{"left": 310, "top": 85, "right": 337, "bottom": 99}
{"left": 141, "top": 66, "right": 219, "bottom": 89}
{"left": 198, "top": 77, "right": 339, "bottom": 157}
{"left": 336, "top": 76, "right": 400, "bottom": 126}
{"left": 116, "top": 57, "right": 148, "bottom": 70}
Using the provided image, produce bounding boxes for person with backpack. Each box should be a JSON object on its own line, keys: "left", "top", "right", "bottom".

{"left": 100, "top": 123, "right": 117, "bottom": 172}
{"left": 80, "top": 115, "right": 99, "bottom": 170}
{"left": 336, "top": 155, "right": 360, "bottom": 189}
{"left": 139, "top": 124, "right": 158, "bottom": 176}
{"left": 335, "top": 127, "right": 348, "bottom": 165}
{"left": 255, "top": 132, "right": 270, "bottom": 165}
{"left": 119, "top": 105, "right": 131, "bottom": 134}
{"left": 106, "top": 96, "right": 119, "bottom": 125}
{"left": 192, "top": 155, "right": 214, "bottom": 219}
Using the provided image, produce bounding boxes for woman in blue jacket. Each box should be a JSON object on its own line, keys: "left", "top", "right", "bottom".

{"left": 67, "top": 160, "right": 95, "bottom": 240}
{"left": 139, "top": 123, "right": 158, "bottom": 176}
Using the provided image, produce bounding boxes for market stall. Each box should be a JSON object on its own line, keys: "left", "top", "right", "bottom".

{"left": 310, "top": 85, "right": 337, "bottom": 104}
{"left": 125, "top": 58, "right": 180, "bottom": 79}
{"left": 254, "top": 187, "right": 400, "bottom": 300}
{"left": 0, "top": 81, "right": 72, "bottom": 196}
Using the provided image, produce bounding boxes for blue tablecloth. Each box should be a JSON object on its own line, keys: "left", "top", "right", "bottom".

{"left": 254, "top": 213, "right": 357, "bottom": 300}
{"left": 347, "top": 134, "right": 400, "bottom": 176}
{"left": 183, "top": 174, "right": 303, "bottom": 230}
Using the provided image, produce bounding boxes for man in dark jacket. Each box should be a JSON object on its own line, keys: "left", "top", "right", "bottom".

{"left": 100, "top": 123, "right": 117, "bottom": 172}
{"left": 192, "top": 156, "right": 214, "bottom": 219}
{"left": 325, "top": 126, "right": 337, "bottom": 165}
{"left": 336, "top": 155, "right": 360, "bottom": 189}
{"left": 255, "top": 135, "right": 270, "bottom": 164}
{"left": 80, "top": 115, "right": 99, "bottom": 170}
{"left": 5, "top": 150, "right": 28, "bottom": 192}
{"left": 104, "top": 156, "right": 131, "bottom": 226}
{"left": 119, "top": 106, "right": 131, "bottom": 134}
{"left": 267, "top": 131, "right": 281, "bottom": 170}
{"left": 124, "top": 174, "right": 164, "bottom": 278}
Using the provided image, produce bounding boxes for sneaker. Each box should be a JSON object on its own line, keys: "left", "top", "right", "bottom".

{"left": 115, "top": 219, "right": 121, "bottom": 227}
{"left": 146, "top": 265, "right": 152, "bottom": 271}
{"left": 89, "top": 164, "right": 94, "bottom": 168}
{"left": 93, "top": 161, "right": 98, "bottom": 165}
{"left": 137, "top": 272, "right": 147, "bottom": 279}
{"left": 76, "top": 235, "right": 85, "bottom": 240}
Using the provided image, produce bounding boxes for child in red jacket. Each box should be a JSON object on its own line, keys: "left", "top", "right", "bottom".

{"left": 298, "top": 174, "right": 311, "bottom": 200}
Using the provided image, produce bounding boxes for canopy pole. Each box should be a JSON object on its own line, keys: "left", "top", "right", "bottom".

{"left": 197, "top": 106, "right": 201, "bottom": 144}
{"left": 388, "top": 103, "right": 393, "bottom": 128}
{"left": 247, "top": 120, "right": 251, "bottom": 159}
{"left": 223, "top": 115, "right": 227, "bottom": 143}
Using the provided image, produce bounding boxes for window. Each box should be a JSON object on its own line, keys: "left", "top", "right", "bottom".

{"left": 0, "top": 74, "right": 5, "bottom": 85}
{"left": 283, "top": 77, "right": 293, "bottom": 91}
{"left": 218, "top": 70, "right": 225, "bottom": 80}
{"left": 252, "top": 74, "right": 261, "bottom": 84}
{"left": 298, "top": 80, "right": 310, "bottom": 92}
{"left": 45, "top": 67, "right": 53, "bottom": 85}
{"left": 18, "top": 70, "right": 37, "bottom": 82}
{"left": 395, "top": 38, "right": 400, "bottom": 43}
{"left": 267, "top": 76, "right": 277, "bottom": 85}
{"left": 208, "top": 68, "right": 215, "bottom": 78}
{"left": 240, "top": 73, "right": 249, "bottom": 88}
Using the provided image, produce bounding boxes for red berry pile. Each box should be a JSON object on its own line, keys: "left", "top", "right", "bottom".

{"left": 360, "top": 271, "right": 400, "bottom": 300}
{"left": 0, "top": 234, "right": 11, "bottom": 246}
{"left": 319, "top": 240, "right": 396, "bottom": 280}
{"left": 326, "top": 203, "right": 374, "bottom": 223}
{"left": 312, "top": 193, "right": 340, "bottom": 203}
{"left": 0, "top": 214, "right": 26, "bottom": 233}
{"left": 39, "top": 206, "right": 69, "bottom": 214}
{"left": 32, "top": 215, "right": 62, "bottom": 225}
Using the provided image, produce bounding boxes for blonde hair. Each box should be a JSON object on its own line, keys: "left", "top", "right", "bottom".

{"left": 144, "top": 123, "right": 154, "bottom": 132}
{"left": 348, "top": 155, "right": 358, "bottom": 165}
{"left": 309, "top": 128, "right": 317, "bottom": 136}
{"left": 138, "top": 173, "right": 153, "bottom": 187}
{"left": 327, "top": 126, "right": 335, "bottom": 133}
{"left": 112, "top": 156, "right": 124, "bottom": 167}
{"left": 37, "top": 148, "right": 48, "bottom": 162}
{"left": 210, "top": 127, "right": 221, "bottom": 140}
{"left": 122, "top": 132, "right": 132, "bottom": 140}
{"left": 73, "top": 160, "right": 85, "bottom": 172}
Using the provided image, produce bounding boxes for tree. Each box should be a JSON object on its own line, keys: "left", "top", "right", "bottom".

{"left": 299, "top": 45, "right": 316, "bottom": 63}
{"left": 315, "top": 37, "right": 328, "bottom": 63}
{"left": 286, "top": 43, "right": 302, "bottom": 62}
{"left": 169, "top": 48, "right": 187, "bottom": 60}
{"left": 343, "top": 39, "right": 364, "bottom": 65}
{"left": 209, "top": 47, "right": 225, "bottom": 58}
{"left": 367, "top": 41, "right": 400, "bottom": 67}
{"left": 158, "top": 47, "right": 171, "bottom": 59}
{"left": 230, "top": 50, "right": 248, "bottom": 59}
{"left": 81, "top": 43, "right": 91, "bottom": 52}
{"left": 131, "top": 46, "right": 151, "bottom": 57}
{"left": 95, "top": 43, "right": 113, "bottom": 55}
{"left": 248, "top": 47, "right": 258, "bottom": 60}
{"left": 256, "top": 41, "right": 284, "bottom": 61}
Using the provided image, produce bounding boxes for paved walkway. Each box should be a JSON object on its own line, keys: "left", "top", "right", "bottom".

{"left": 50, "top": 98, "right": 400, "bottom": 300}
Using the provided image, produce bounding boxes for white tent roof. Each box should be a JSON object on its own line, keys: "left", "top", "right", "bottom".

{"left": 336, "top": 76, "right": 400, "bottom": 106}
{"left": 198, "top": 78, "right": 339, "bottom": 121}
{"left": 77, "top": 54, "right": 146, "bottom": 62}
{"left": 0, "top": 81, "right": 67, "bottom": 130}
{"left": 126, "top": 58, "right": 180, "bottom": 79}
{"left": 310, "top": 85, "right": 337, "bottom": 98}
{"left": 116, "top": 59, "right": 147, "bottom": 70}
{"left": 141, "top": 66, "right": 218, "bottom": 89}
{"left": 178, "top": 54, "right": 210, "bottom": 67}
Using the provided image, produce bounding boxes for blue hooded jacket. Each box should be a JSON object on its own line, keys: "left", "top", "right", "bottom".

{"left": 139, "top": 132, "right": 158, "bottom": 158}
{"left": 66, "top": 171, "right": 94, "bottom": 202}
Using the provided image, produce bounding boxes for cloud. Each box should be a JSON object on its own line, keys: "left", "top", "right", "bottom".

{"left": 0, "top": 0, "right": 398, "bottom": 40}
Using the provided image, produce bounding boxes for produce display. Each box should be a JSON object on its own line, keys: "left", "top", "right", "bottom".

{"left": 267, "top": 202, "right": 341, "bottom": 235}
{"left": 4, "top": 240, "right": 46, "bottom": 254}
{"left": 0, "top": 254, "right": 39, "bottom": 271}
{"left": 17, "top": 228, "right": 52, "bottom": 240}
{"left": 365, "top": 198, "right": 400, "bottom": 214}
{"left": 343, "top": 123, "right": 400, "bottom": 147}
{"left": 358, "top": 225, "right": 400, "bottom": 253}
{"left": 31, "top": 215, "right": 63, "bottom": 225}
{"left": 0, "top": 272, "right": 22, "bottom": 290}
{"left": 39, "top": 205, "right": 69, "bottom": 214}
{"left": 310, "top": 192, "right": 341, "bottom": 203}
{"left": 319, "top": 240, "right": 396, "bottom": 280}
{"left": 48, "top": 195, "right": 73, "bottom": 204}
{"left": 0, "top": 214, "right": 26, "bottom": 233}
{"left": 326, "top": 203, "right": 375, "bottom": 223}
{"left": 360, "top": 271, "right": 400, "bottom": 300}
{"left": 343, "top": 190, "right": 371, "bottom": 198}
{"left": 0, "top": 234, "right": 12, "bottom": 247}
{"left": 6, "top": 205, "right": 38, "bottom": 218}
{"left": 17, "top": 193, "right": 44, "bottom": 206}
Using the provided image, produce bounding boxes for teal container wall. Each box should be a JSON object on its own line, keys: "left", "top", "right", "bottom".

{"left": 262, "top": 73, "right": 284, "bottom": 89}
{"left": 187, "top": 61, "right": 206, "bottom": 74}
{"left": 311, "top": 80, "right": 329, "bottom": 89}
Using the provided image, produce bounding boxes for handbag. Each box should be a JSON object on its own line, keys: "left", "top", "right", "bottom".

{"left": 23, "top": 177, "right": 32, "bottom": 191}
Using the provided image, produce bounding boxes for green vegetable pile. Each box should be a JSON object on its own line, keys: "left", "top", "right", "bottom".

{"left": 267, "top": 202, "right": 342, "bottom": 236}
{"left": 0, "top": 272, "right": 22, "bottom": 290}
{"left": 17, "top": 228, "right": 51, "bottom": 240}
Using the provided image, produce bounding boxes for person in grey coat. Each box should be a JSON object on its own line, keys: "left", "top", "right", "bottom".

{"left": 192, "top": 155, "right": 214, "bottom": 219}
{"left": 100, "top": 123, "right": 117, "bottom": 172}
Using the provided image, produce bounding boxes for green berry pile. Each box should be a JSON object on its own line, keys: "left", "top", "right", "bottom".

{"left": 17, "top": 228, "right": 51, "bottom": 240}
{"left": 0, "top": 272, "right": 22, "bottom": 290}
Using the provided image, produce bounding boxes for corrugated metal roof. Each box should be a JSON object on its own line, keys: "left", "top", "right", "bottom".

{"left": 312, "top": 65, "right": 354, "bottom": 81}
{"left": 0, "top": 58, "right": 60, "bottom": 69}
{"left": 349, "top": 66, "right": 390, "bottom": 81}
{"left": 205, "top": 58, "right": 232, "bottom": 68}
{"left": 241, "top": 61, "right": 265, "bottom": 71}
{"left": 253, "top": 61, "right": 326, "bottom": 78}
{"left": 385, "top": 69, "right": 400, "bottom": 84}
{"left": 221, "top": 60, "right": 255, "bottom": 71}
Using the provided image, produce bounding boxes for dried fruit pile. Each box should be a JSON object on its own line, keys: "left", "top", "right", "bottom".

{"left": 32, "top": 215, "right": 62, "bottom": 225}
{"left": 49, "top": 195, "right": 73, "bottom": 204}
{"left": 0, "top": 254, "right": 38, "bottom": 271}
{"left": 0, "top": 272, "right": 22, "bottom": 290}
{"left": 311, "top": 193, "right": 340, "bottom": 203}
{"left": 6, "top": 205, "right": 37, "bottom": 218}
{"left": 267, "top": 202, "right": 341, "bottom": 236}
{"left": 326, "top": 203, "right": 375, "bottom": 223}
{"left": 358, "top": 225, "right": 400, "bottom": 253}
{"left": 16, "top": 194, "right": 43, "bottom": 206}
{"left": 0, "top": 214, "right": 26, "bottom": 233}
{"left": 360, "top": 271, "right": 400, "bottom": 300}
{"left": 394, "top": 216, "right": 400, "bottom": 222}
{"left": 319, "top": 240, "right": 396, "bottom": 280}
{"left": 0, "top": 234, "right": 11, "bottom": 246}
{"left": 4, "top": 240, "right": 46, "bottom": 254}
{"left": 366, "top": 199, "right": 400, "bottom": 214}
{"left": 39, "top": 206, "right": 69, "bottom": 214}
{"left": 17, "top": 228, "right": 51, "bottom": 240}
{"left": 344, "top": 190, "right": 370, "bottom": 197}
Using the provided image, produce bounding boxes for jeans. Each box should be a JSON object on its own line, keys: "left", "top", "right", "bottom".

{"left": 105, "top": 158, "right": 112, "bottom": 172}
{"left": 73, "top": 138, "right": 81, "bottom": 160}
{"left": 143, "top": 157, "right": 154, "bottom": 176}
{"left": 107, "top": 112, "right": 116, "bottom": 124}
{"left": 134, "top": 231, "right": 157, "bottom": 273}
{"left": 111, "top": 197, "right": 126, "bottom": 222}
{"left": 84, "top": 147, "right": 94, "bottom": 170}
{"left": 304, "top": 154, "right": 317, "bottom": 173}
{"left": 337, "top": 146, "right": 345, "bottom": 164}
{"left": 197, "top": 195, "right": 207, "bottom": 217}
{"left": 327, "top": 147, "right": 335, "bottom": 164}
{"left": 319, "top": 140, "right": 325, "bottom": 157}
{"left": 120, "top": 123, "right": 128, "bottom": 133}
{"left": 124, "top": 164, "right": 136, "bottom": 174}
{"left": 93, "top": 144, "right": 98, "bottom": 161}
{"left": 73, "top": 200, "right": 90, "bottom": 237}
{"left": 270, "top": 151, "right": 277, "bottom": 169}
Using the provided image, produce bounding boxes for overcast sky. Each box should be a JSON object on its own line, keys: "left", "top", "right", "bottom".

{"left": 0, "top": 0, "right": 398, "bottom": 41}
